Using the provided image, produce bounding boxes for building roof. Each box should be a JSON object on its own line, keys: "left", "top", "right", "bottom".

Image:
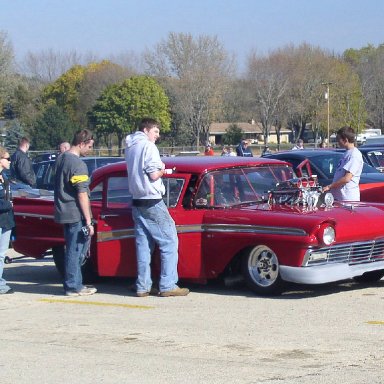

{"left": 209, "top": 121, "right": 290, "bottom": 134}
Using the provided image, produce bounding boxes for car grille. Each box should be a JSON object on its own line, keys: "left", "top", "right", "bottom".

{"left": 307, "top": 238, "right": 384, "bottom": 266}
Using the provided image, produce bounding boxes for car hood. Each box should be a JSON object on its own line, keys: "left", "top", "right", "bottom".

{"left": 202, "top": 201, "right": 384, "bottom": 245}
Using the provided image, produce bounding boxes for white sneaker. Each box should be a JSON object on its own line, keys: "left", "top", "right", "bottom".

{"left": 65, "top": 286, "right": 97, "bottom": 296}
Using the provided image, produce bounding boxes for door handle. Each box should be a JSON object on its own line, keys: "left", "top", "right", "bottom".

{"left": 100, "top": 214, "right": 120, "bottom": 219}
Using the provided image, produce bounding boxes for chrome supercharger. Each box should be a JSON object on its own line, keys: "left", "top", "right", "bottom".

{"left": 268, "top": 176, "right": 334, "bottom": 209}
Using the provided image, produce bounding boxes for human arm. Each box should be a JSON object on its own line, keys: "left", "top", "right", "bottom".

{"left": 78, "top": 191, "right": 94, "bottom": 236}
{"left": 323, "top": 171, "right": 353, "bottom": 193}
{"left": 148, "top": 161, "right": 166, "bottom": 181}
{"left": 18, "top": 156, "right": 36, "bottom": 186}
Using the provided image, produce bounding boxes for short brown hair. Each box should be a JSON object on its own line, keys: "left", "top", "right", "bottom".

{"left": 336, "top": 126, "right": 355, "bottom": 143}
{"left": 19, "top": 137, "right": 30, "bottom": 146}
{"left": 139, "top": 118, "right": 160, "bottom": 132}
{"left": 71, "top": 129, "right": 94, "bottom": 146}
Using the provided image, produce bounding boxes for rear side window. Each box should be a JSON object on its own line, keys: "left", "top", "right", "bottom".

{"left": 106, "top": 176, "right": 132, "bottom": 208}
{"left": 163, "top": 178, "right": 185, "bottom": 208}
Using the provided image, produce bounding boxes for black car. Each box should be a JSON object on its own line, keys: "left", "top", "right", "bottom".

{"left": 262, "top": 149, "right": 384, "bottom": 186}
{"left": 33, "top": 156, "right": 124, "bottom": 190}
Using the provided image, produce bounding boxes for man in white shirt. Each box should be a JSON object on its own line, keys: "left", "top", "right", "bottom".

{"left": 323, "top": 126, "right": 363, "bottom": 201}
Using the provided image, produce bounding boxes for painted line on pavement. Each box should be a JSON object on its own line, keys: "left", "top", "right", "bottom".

{"left": 38, "top": 298, "right": 154, "bottom": 309}
{"left": 366, "top": 321, "right": 384, "bottom": 325}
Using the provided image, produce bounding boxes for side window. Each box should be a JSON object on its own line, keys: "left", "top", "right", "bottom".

{"left": 90, "top": 181, "right": 103, "bottom": 202}
{"left": 106, "top": 176, "right": 132, "bottom": 208}
{"left": 163, "top": 178, "right": 185, "bottom": 208}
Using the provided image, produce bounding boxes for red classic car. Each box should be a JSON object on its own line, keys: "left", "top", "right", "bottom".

{"left": 12, "top": 157, "right": 384, "bottom": 295}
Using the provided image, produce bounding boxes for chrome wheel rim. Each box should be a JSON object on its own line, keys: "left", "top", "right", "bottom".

{"left": 247, "top": 246, "right": 279, "bottom": 287}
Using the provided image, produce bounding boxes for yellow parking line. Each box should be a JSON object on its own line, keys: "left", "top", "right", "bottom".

{"left": 366, "top": 321, "right": 384, "bottom": 325}
{"left": 38, "top": 298, "right": 154, "bottom": 310}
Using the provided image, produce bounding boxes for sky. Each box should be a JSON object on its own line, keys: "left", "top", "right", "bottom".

{"left": 1, "top": 0, "right": 384, "bottom": 71}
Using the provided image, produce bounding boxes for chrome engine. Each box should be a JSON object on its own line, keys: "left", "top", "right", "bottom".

{"left": 268, "top": 176, "right": 334, "bottom": 209}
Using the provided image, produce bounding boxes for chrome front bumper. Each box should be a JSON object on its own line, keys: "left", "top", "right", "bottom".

{"left": 280, "top": 261, "right": 384, "bottom": 284}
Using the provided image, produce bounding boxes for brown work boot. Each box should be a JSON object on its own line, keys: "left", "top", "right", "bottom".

{"left": 159, "top": 286, "right": 190, "bottom": 297}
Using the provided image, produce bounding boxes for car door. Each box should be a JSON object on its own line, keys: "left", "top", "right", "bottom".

{"left": 94, "top": 171, "right": 136, "bottom": 277}
{"left": 163, "top": 174, "right": 208, "bottom": 281}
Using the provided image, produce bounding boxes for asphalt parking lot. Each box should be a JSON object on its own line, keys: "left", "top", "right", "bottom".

{"left": 1, "top": 249, "right": 383, "bottom": 384}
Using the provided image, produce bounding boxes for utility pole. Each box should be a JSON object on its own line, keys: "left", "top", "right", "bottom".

{"left": 322, "top": 82, "right": 333, "bottom": 145}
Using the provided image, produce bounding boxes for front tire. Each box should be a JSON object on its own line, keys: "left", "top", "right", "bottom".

{"left": 242, "top": 245, "right": 285, "bottom": 295}
{"left": 353, "top": 270, "right": 384, "bottom": 283}
{"left": 52, "top": 245, "right": 96, "bottom": 283}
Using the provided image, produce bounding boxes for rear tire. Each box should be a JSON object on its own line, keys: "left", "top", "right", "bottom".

{"left": 353, "top": 270, "right": 384, "bottom": 283}
{"left": 242, "top": 245, "right": 285, "bottom": 295}
{"left": 52, "top": 245, "right": 96, "bottom": 283}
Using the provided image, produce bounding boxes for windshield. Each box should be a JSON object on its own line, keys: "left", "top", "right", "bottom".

{"left": 194, "top": 165, "right": 294, "bottom": 208}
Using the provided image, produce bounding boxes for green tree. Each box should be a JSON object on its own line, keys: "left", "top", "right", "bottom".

{"left": 222, "top": 124, "right": 243, "bottom": 145}
{"left": 42, "top": 64, "right": 86, "bottom": 121}
{"left": 30, "top": 105, "right": 78, "bottom": 150}
{"left": 0, "top": 31, "right": 15, "bottom": 118}
{"left": 4, "top": 119, "right": 26, "bottom": 152}
{"left": 89, "top": 75, "right": 170, "bottom": 153}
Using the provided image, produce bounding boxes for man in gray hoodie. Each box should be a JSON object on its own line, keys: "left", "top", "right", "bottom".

{"left": 125, "top": 118, "right": 189, "bottom": 297}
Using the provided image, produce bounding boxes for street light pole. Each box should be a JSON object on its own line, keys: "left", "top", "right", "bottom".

{"left": 322, "top": 82, "right": 333, "bottom": 145}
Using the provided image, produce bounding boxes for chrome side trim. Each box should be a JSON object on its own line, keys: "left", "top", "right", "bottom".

{"left": 14, "top": 212, "right": 54, "bottom": 220}
{"left": 97, "top": 229, "right": 135, "bottom": 242}
{"left": 203, "top": 224, "right": 307, "bottom": 236}
{"left": 97, "top": 223, "right": 307, "bottom": 243}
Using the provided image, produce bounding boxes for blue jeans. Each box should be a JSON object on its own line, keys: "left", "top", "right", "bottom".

{"left": 0, "top": 228, "right": 11, "bottom": 293}
{"left": 132, "top": 200, "right": 179, "bottom": 293}
{"left": 63, "top": 222, "right": 90, "bottom": 292}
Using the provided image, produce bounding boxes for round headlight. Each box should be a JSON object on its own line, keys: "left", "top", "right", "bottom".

{"left": 323, "top": 226, "right": 335, "bottom": 245}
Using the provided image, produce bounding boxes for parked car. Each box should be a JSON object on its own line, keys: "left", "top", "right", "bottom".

{"left": 262, "top": 149, "right": 384, "bottom": 202}
{"left": 357, "top": 146, "right": 384, "bottom": 172}
{"left": 33, "top": 156, "right": 123, "bottom": 190}
{"left": 12, "top": 157, "right": 384, "bottom": 295}
{"left": 32, "top": 153, "right": 58, "bottom": 162}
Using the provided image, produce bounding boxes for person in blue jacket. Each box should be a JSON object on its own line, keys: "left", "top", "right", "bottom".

{"left": 236, "top": 139, "right": 253, "bottom": 157}
{"left": 0, "top": 146, "right": 15, "bottom": 294}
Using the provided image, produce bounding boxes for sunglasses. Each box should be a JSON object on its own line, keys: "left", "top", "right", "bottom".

{"left": 1, "top": 157, "right": 10, "bottom": 161}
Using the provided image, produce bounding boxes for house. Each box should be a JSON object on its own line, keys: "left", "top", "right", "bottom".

{"left": 209, "top": 120, "right": 290, "bottom": 145}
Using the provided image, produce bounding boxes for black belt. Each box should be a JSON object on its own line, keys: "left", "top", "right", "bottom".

{"left": 132, "top": 199, "right": 162, "bottom": 207}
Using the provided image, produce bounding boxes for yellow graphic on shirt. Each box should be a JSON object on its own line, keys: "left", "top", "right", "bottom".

{"left": 70, "top": 175, "right": 89, "bottom": 184}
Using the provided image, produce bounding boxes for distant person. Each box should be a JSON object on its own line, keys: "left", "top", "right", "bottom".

{"left": 10, "top": 137, "right": 36, "bottom": 187}
{"left": 323, "top": 126, "right": 363, "bottom": 201}
{"left": 221, "top": 145, "right": 235, "bottom": 157}
{"left": 261, "top": 145, "right": 272, "bottom": 156}
{"left": 228, "top": 146, "right": 236, "bottom": 156}
{"left": 0, "top": 146, "right": 15, "bottom": 294}
{"left": 236, "top": 139, "right": 253, "bottom": 157}
{"left": 292, "top": 139, "right": 304, "bottom": 150}
{"left": 204, "top": 144, "right": 214, "bottom": 156}
{"left": 221, "top": 146, "right": 229, "bottom": 156}
{"left": 54, "top": 129, "right": 97, "bottom": 297}
{"left": 125, "top": 118, "right": 189, "bottom": 297}
{"left": 319, "top": 141, "right": 326, "bottom": 148}
{"left": 59, "top": 141, "right": 70, "bottom": 153}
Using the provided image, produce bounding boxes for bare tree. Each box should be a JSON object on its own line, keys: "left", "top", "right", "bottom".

{"left": 144, "top": 32, "right": 235, "bottom": 147}
{"left": 19, "top": 48, "right": 99, "bottom": 82}
{"left": 245, "top": 52, "right": 288, "bottom": 144}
